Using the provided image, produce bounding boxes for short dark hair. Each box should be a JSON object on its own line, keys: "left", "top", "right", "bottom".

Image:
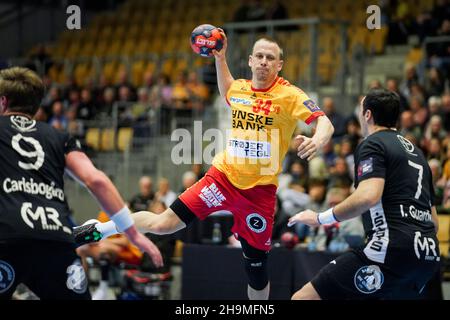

{"left": 0, "top": 67, "right": 45, "bottom": 116}
{"left": 363, "top": 89, "right": 400, "bottom": 128}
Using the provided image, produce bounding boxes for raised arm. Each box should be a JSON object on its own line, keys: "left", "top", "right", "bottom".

{"left": 65, "top": 151, "right": 163, "bottom": 267}
{"left": 212, "top": 28, "right": 234, "bottom": 98}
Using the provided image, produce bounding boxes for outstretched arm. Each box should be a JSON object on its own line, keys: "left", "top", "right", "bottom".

{"left": 288, "top": 178, "right": 384, "bottom": 227}
{"left": 65, "top": 151, "right": 163, "bottom": 267}
{"left": 212, "top": 28, "right": 234, "bottom": 98}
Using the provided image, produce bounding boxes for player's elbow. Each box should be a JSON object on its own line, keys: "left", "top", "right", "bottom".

{"left": 323, "top": 116, "right": 334, "bottom": 136}
{"left": 84, "top": 170, "right": 110, "bottom": 193}
{"left": 365, "top": 192, "right": 381, "bottom": 207}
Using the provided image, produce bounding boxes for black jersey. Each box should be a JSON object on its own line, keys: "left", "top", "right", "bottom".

{"left": 354, "top": 130, "right": 439, "bottom": 270}
{"left": 0, "top": 115, "right": 82, "bottom": 243}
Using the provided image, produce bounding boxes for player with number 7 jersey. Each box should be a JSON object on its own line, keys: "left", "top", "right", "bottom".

{"left": 289, "top": 89, "right": 440, "bottom": 300}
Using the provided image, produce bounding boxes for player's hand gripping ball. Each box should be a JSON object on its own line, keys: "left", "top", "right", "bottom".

{"left": 190, "top": 24, "right": 223, "bottom": 57}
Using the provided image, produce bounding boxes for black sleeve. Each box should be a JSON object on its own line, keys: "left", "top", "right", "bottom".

{"left": 355, "top": 138, "right": 386, "bottom": 184}
{"left": 62, "top": 133, "right": 84, "bottom": 155}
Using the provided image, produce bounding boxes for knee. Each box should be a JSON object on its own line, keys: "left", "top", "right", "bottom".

{"left": 291, "top": 290, "right": 305, "bottom": 300}
{"left": 291, "top": 283, "right": 320, "bottom": 300}
{"left": 243, "top": 254, "right": 269, "bottom": 291}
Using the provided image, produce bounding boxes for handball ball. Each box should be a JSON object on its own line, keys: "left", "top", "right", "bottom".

{"left": 190, "top": 24, "right": 223, "bottom": 57}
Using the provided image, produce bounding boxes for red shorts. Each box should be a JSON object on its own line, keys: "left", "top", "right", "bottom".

{"left": 177, "top": 166, "right": 277, "bottom": 251}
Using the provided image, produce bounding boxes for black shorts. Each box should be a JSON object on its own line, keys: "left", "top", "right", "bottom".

{"left": 0, "top": 239, "right": 91, "bottom": 300}
{"left": 311, "top": 249, "right": 439, "bottom": 300}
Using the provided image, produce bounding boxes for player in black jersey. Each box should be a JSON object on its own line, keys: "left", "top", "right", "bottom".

{"left": 289, "top": 89, "right": 440, "bottom": 300}
{"left": 0, "top": 67, "right": 162, "bottom": 300}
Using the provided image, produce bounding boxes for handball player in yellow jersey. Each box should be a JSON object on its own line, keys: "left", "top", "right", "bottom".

{"left": 74, "top": 30, "right": 334, "bottom": 300}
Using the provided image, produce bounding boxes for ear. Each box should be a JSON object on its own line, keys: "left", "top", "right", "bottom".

{"left": 248, "top": 54, "right": 253, "bottom": 68}
{"left": 278, "top": 60, "right": 284, "bottom": 72}
{"left": 364, "top": 109, "right": 372, "bottom": 122}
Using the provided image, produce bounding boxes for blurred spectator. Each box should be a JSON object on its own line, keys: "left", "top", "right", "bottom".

{"left": 279, "top": 160, "right": 308, "bottom": 190}
{"left": 186, "top": 71, "right": 210, "bottom": 110}
{"left": 399, "top": 110, "right": 422, "bottom": 141}
{"left": 130, "top": 87, "right": 150, "bottom": 121}
{"left": 409, "top": 95, "right": 428, "bottom": 128}
{"left": 66, "top": 88, "right": 81, "bottom": 110}
{"left": 443, "top": 141, "right": 450, "bottom": 180}
{"left": 424, "top": 115, "right": 447, "bottom": 142}
{"left": 66, "top": 106, "right": 85, "bottom": 140}
{"left": 386, "top": 78, "right": 409, "bottom": 112}
{"left": 343, "top": 117, "right": 362, "bottom": 149}
{"left": 425, "top": 137, "right": 443, "bottom": 160}
{"left": 425, "top": 68, "right": 445, "bottom": 97}
{"left": 116, "top": 85, "right": 134, "bottom": 126}
{"left": 428, "top": 96, "right": 443, "bottom": 117}
{"left": 308, "top": 156, "right": 329, "bottom": 180}
{"left": 150, "top": 74, "right": 173, "bottom": 133}
{"left": 149, "top": 74, "right": 173, "bottom": 109}
{"left": 282, "top": 134, "right": 301, "bottom": 173}
{"left": 96, "top": 87, "right": 115, "bottom": 119}
{"left": 172, "top": 72, "right": 192, "bottom": 113}
{"left": 155, "top": 178, "right": 177, "bottom": 208}
{"left": 141, "top": 70, "right": 154, "bottom": 90}
{"left": 41, "top": 85, "right": 61, "bottom": 118}
{"left": 428, "top": 158, "right": 444, "bottom": 206}
{"left": 368, "top": 79, "right": 383, "bottom": 89}
{"left": 399, "top": 64, "right": 419, "bottom": 99}
{"left": 322, "top": 97, "right": 346, "bottom": 139}
{"left": 128, "top": 176, "right": 155, "bottom": 212}
{"left": 77, "top": 88, "right": 98, "bottom": 121}
{"left": 180, "top": 171, "right": 198, "bottom": 193}
{"left": 441, "top": 93, "right": 450, "bottom": 131}
{"left": 115, "top": 69, "right": 136, "bottom": 100}
{"left": 328, "top": 157, "right": 353, "bottom": 190}
{"left": 338, "top": 138, "right": 356, "bottom": 180}
{"left": 321, "top": 140, "right": 337, "bottom": 168}
{"left": 48, "top": 101, "right": 67, "bottom": 130}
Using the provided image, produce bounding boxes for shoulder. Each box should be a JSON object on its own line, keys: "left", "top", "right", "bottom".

{"left": 356, "top": 135, "right": 385, "bottom": 155}
{"left": 231, "top": 79, "right": 250, "bottom": 88}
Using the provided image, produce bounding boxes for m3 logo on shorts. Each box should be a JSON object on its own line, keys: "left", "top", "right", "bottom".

{"left": 354, "top": 265, "right": 384, "bottom": 294}
{"left": 246, "top": 213, "right": 267, "bottom": 234}
{"left": 66, "top": 259, "right": 87, "bottom": 294}
{"left": 0, "top": 260, "right": 15, "bottom": 294}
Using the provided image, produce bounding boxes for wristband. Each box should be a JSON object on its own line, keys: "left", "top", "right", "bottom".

{"left": 110, "top": 206, "right": 134, "bottom": 232}
{"left": 317, "top": 207, "right": 339, "bottom": 225}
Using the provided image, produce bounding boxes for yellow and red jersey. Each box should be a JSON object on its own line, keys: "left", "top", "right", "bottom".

{"left": 212, "top": 76, "right": 324, "bottom": 189}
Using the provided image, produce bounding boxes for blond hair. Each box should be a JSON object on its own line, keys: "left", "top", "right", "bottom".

{"left": 0, "top": 67, "right": 44, "bottom": 115}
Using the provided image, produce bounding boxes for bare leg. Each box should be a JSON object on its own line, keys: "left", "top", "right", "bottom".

{"left": 291, "top": 282, "right": 321, "bottom": 300}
